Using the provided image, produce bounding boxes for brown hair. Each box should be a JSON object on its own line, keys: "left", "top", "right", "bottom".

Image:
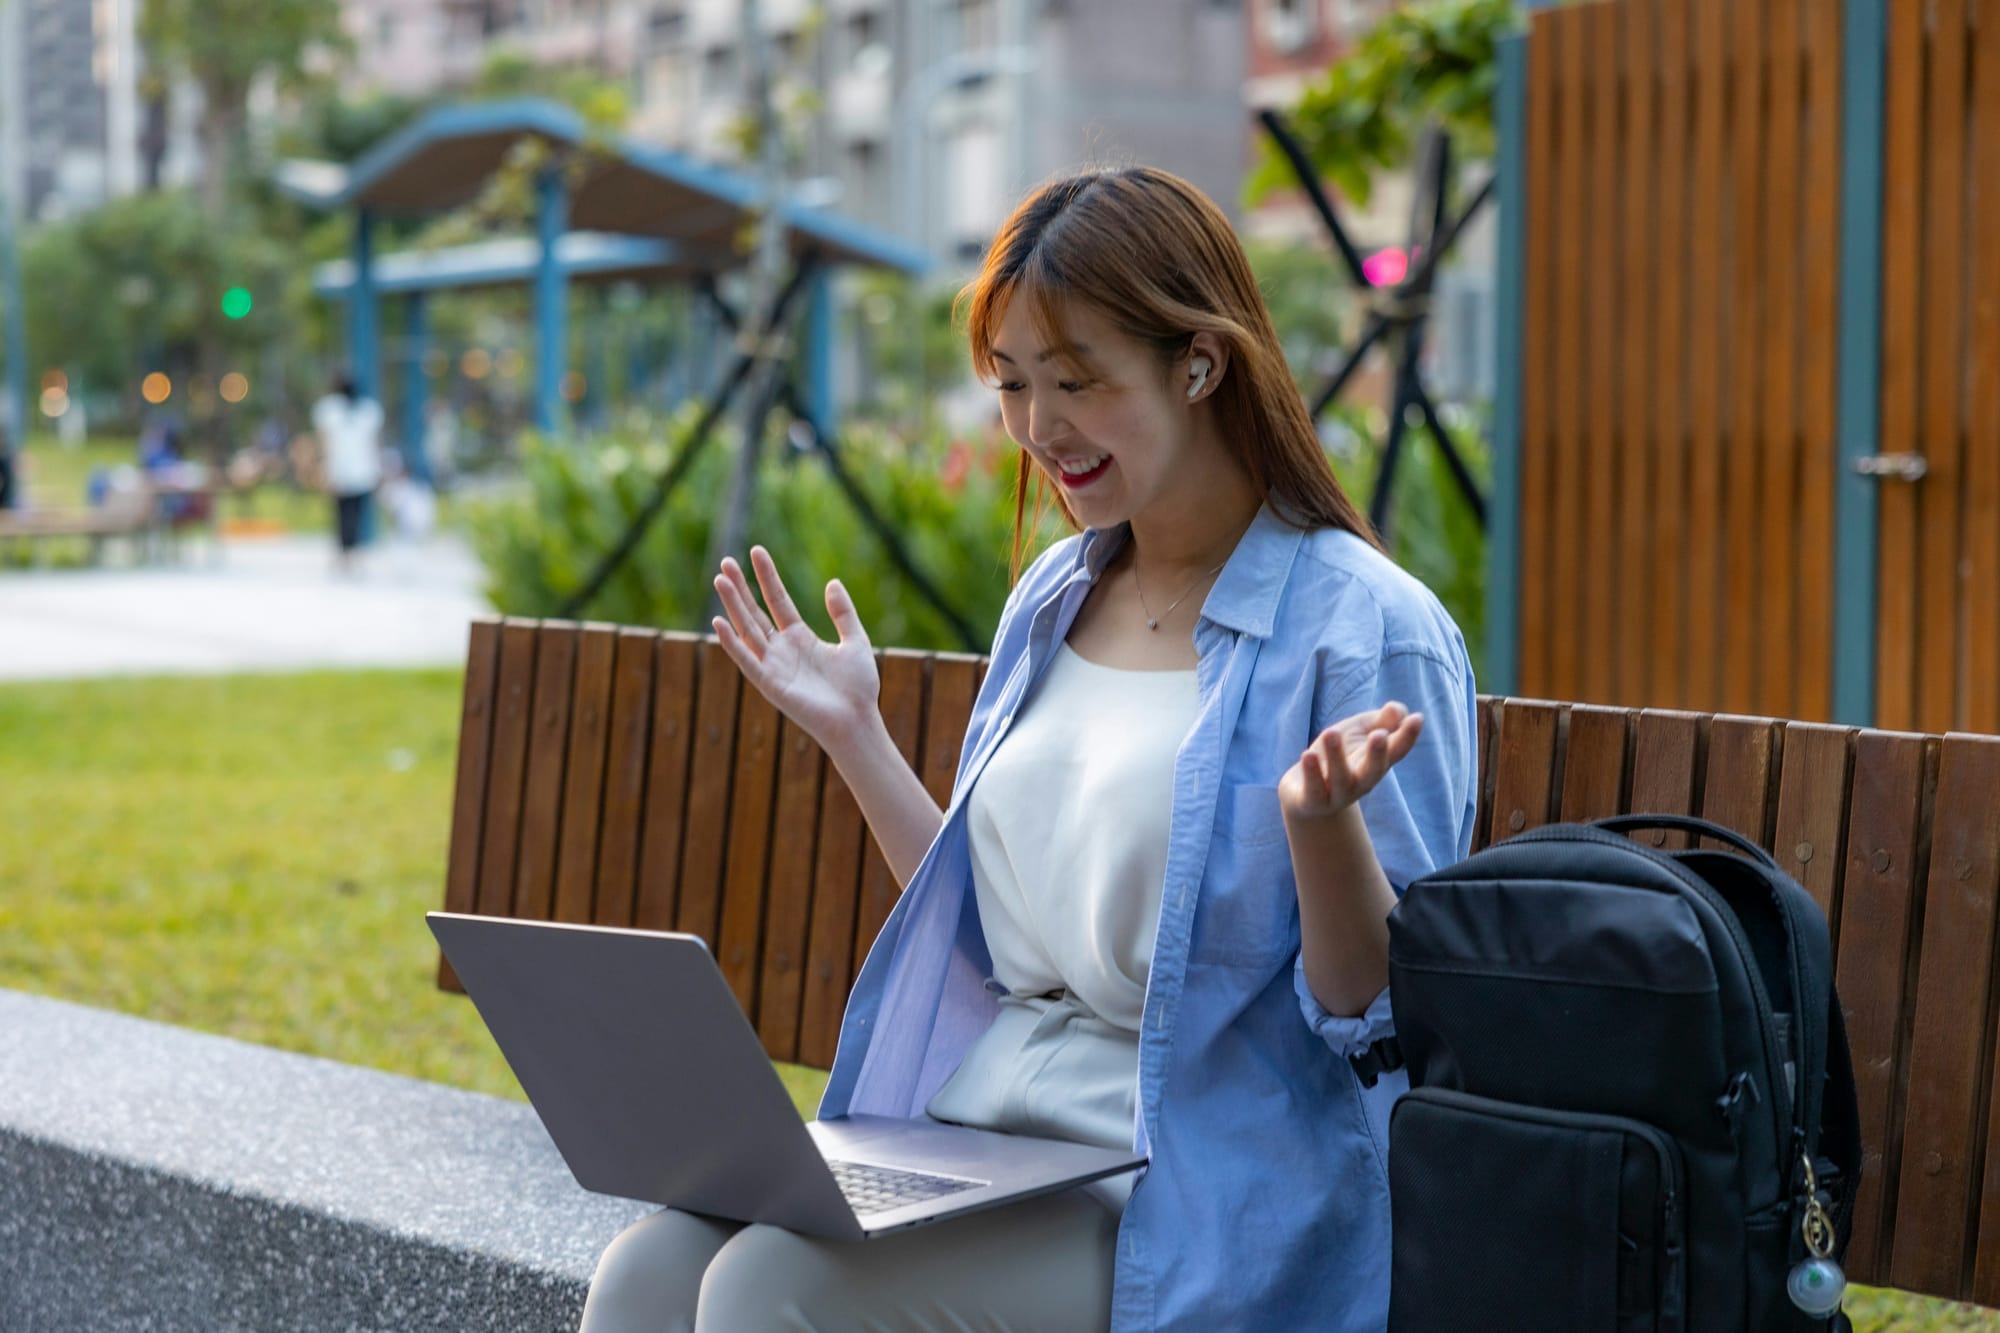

{"left": 958, "top": 165, "right": 1385, "bottom": 580}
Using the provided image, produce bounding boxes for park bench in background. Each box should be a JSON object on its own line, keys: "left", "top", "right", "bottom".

{"left": 0, "top": 492, "right": 156, "bottom": 568}
{"left": 439, "top": 614, "right": 2000, "bottom": 1310}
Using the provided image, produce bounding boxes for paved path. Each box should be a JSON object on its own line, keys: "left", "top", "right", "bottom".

{"left": 0, "top": 535, "right": 492, "bottom": 681}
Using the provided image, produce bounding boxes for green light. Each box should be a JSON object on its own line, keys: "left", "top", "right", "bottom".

{"left": 221, "top": 287, "right": 254, "bottom": 320}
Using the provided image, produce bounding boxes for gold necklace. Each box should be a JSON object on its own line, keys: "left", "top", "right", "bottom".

{"left": 1133, "top": 558, "right": 1227, "bottom": 631}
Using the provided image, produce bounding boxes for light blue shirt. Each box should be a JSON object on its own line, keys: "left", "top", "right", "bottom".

{"left": 820, "top": 504, "right": 1480, "bottom": 1331}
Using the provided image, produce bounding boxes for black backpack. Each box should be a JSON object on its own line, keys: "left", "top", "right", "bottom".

{"left": 1373, "top": 813, "right": 1862, "bottom": 1332}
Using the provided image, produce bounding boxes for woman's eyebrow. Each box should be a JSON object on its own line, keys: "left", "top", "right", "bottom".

{"left": 992, "top": 344, "right": 1091, "bottom": 366}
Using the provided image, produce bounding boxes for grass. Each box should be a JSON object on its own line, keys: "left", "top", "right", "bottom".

{"left": 0, "top": 668, "right": 1992, "bottom": 1329}
{"left": 0, "top": 668, "right": 830, "bottom": 1116}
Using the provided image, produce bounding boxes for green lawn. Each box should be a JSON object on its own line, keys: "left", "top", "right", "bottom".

{"left": 0, "top": 668, "right": 1990, "bottom": 1330}
{"left": 0, "top": 668, "right": 829, "bottom": 1115}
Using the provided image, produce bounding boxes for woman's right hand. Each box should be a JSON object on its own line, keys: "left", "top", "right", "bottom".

{"left": 712, "top": 545, "right": 880, "bottom": 750}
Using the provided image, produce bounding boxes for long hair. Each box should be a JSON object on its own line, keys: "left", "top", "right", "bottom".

{"left": 958, "top": 166, "right": 1385, "bottom": 581}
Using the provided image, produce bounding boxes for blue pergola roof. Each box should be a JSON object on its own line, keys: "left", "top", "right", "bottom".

{"left": 276, "top": 97, "right": 925, "bottom": 276}
{"left": 312, "top": 233, "right": 687, "bottom": 298}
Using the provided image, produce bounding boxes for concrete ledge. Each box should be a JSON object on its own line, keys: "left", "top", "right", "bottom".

{"left": 0, "top": 988, "right": 653, "bottom": 1332}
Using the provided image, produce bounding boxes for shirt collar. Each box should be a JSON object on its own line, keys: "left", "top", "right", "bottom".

{"left": 1070, "top": 503, "right": 1305, "bottom": 641}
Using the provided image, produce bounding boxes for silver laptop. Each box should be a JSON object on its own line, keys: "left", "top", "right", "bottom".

{"left": 427, "top": 912, "right": 1146, "bottom": 1240}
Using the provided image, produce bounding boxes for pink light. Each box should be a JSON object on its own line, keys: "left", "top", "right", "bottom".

{"left": 1363, "top": 247, "right": 1409, "bottom": 287}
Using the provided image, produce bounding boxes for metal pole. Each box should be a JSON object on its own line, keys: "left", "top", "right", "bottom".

{"left": 1488, "top": 35, "right": 1529, "bottom": 696}
{"left": 705, "top": 0, "right": 788, "bottom": 601}
{"left": 534, "top": 169, "right": 568, "bottom": 436}
{"left": 1833, "top": 0, "right": 1886, "bottom": 726}
{"left": 403, "top": 293, "right": 432, "bottom": 484}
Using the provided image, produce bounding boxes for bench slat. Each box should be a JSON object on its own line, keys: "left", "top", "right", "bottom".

{"left": 1628, "top": 709, "right": 1704, "bottom": 849}
{"left": 634, "top": 636, "right": 700, "bottom": 932}
{"left": 1555, "top": 703, "right": 1632, "bottom": 823}
{"left": 514, "top": 625, "right": 578, "bottom": 921}
{"left": 1770, "top": 722, "right": 1856, "bottom": 926}
{"left": 474, "top": 621, "right": 541, "bottom": 922}
{"left": 591, "top": 628, "right": 659, "bottom": 930}
{"left": 922, "top": 657, "right": 982, "bottom": 809}
{"left": 756, "top": 718, "right": 827, "bottom": 1062}
{"left": 854, "top": 652, "right": 929, "bottom": 955}
{"left": 1892, "top": 734, "right": 2000, "bottom": 1299}
{"left": 717, "top": 684, "right": 783, "bottom": 1017}
{"left": 1487, "top": 699, "right": 1563, "bottom": 840}
{"left": 1472, "top": 696, "right": 1500, "bottom": 852}
{"left": 1836, "top": 731, "right": 1935, "bottom": 1285}
{"left": 1698, "top": 715, "right": 1783, "bottom": 852}
{"left": 800, "top": 762, "right": 869, "bottom": 1069}
{"left": 439, "top": 619, "right": 503, "bottom": 991}
{"left": 673, "top": 641, "right": 741, "bottom": 944}
{"left": 553, "top": 625, "right": 618, "bottom": 924}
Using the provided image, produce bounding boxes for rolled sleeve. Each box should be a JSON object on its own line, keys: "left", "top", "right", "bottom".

{"left": 1295, "top": 958, "right": 1395, "bottom": 1058}
{"left": 1295, "top": 642, "right": 1478, "bottom": 1056}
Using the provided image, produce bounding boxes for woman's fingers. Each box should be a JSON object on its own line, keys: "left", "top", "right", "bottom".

{"left": 711, "top": 616, "right": 765, "bottom": 685}
{"left": 713, "top": 563, "right": 769, "bottom": 652}
{"left": 749, "top": 545, "right": 804, "bottom": 630}
{"left": 825, "top": 578, "right": 870, "bottom": 649}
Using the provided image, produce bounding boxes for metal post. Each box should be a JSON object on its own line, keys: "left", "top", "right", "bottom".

{"left": 1833, "top": 0, "right": 1886, "bottom": 726}
{"left": 807, "top": 268, "right": 835, "bottom": 434}
{"left": 350, "top": 209, "right": 380, "bottom": 401}
{"left": 705, "top": 0, "right": 788, "bottom": 595}
{"left": 534, "top": 169, "right": 568, "bottom": 436}
{"left": 403, "top": 292, "right": 432, "bottom": 484}
{"left": 1488, "top": 35, "right": 1529, "bottom": 696}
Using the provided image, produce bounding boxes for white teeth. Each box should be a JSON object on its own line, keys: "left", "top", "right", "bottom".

{"left": 1056, "top": 454, "right": 1108, "bottom": 476}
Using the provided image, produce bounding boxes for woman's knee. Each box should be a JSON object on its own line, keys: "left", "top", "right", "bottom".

{"left": 580, "top": 1209, "right": 739, "bottom": 1333}
{"left": 695, "top": 1224, "right": 845, "bottom": 1333}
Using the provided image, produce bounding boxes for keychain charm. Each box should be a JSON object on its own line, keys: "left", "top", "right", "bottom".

{"left": 1788, "top": 1152, "right": 1846, "bottom": 1317}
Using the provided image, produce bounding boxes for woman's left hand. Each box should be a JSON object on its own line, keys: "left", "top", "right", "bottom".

{"left": 1278, "top": 702, "right": 1425, "bottom": 824}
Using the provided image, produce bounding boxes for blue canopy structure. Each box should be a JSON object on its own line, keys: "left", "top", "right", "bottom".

{"left": 278, "top": 98, "right": 925, "bottom": 441}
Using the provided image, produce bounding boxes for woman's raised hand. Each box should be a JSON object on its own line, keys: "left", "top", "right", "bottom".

{"left": 712, "top": 546, "right": 881, "bottom": 749}
{"left": 1278, "top": 701, "right": 1425, "bottom": 825}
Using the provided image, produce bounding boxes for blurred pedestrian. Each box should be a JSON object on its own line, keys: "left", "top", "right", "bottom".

{"left": 311, "top": 373, "right": 385, "bottom": 573}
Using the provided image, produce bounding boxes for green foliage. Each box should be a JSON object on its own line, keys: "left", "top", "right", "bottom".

{"left": 1246, "top": 0, "right": 1519, "bottom": 209}
{"left": 1325, "top": 404, "right": 1490, "bottom": 682}
{"left": 465, "top": 412, "right": 1059, "bottom": 653}
{"left": 22, "top": 192, "right": 310, "bottom": 421}
{"left": 1244, "top": 239, "right": 1357, "bottom": 396}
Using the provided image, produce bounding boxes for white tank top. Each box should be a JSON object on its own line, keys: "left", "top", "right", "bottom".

{"left": 926, "top": 642, "right": 1200, "bottom": 1206}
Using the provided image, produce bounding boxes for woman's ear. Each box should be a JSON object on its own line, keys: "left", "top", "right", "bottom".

{"left": 1184, "top": 334, "right": 1229, "bottom": 404}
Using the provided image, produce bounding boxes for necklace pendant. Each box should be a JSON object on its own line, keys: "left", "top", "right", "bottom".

{"left": 1146, "top": 619, "right": 1159, "bottom": 631}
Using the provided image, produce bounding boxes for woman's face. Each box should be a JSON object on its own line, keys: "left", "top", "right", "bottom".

{"left": 989, "top": 295, "right": 1214, "bottom": 532}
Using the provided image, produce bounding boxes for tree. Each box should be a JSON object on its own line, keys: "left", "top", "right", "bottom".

{"left": 138, "top": 0, "right": 349, "bottom": 219}
{"left": 1245, "top": 0, "right": 1517, "bottom": 210}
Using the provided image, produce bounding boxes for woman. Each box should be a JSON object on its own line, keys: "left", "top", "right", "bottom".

{"left": 310, "top": 373, "right": 385, "bottom": 571}
{"left": 582, "top": 167, "right": 1479, "bottom": 1332}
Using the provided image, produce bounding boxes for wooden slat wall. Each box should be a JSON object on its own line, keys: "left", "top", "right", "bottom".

{"left": 1519, "top": 0, "right": 1844, "bottom": 721}
{"left": 1875, "top": 0, "right": 2000, "bottom": 735}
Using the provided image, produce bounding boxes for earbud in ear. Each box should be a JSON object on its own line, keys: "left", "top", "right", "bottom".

{"left": 1187, "top": 355, "right": 1212, "bottom": 400}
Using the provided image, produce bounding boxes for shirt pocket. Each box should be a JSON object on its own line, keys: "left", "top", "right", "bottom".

{"left": 1192, "top": 783, "right": 1299, "bottom": 966}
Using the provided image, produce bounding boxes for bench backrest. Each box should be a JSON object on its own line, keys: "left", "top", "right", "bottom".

{"left": 439, "top": 615, "right": 2000, "bottom": 1305}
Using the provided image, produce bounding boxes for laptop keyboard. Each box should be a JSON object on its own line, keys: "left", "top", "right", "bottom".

{"left": 827, "top": 1158, "right": 986, "bottom": 1216}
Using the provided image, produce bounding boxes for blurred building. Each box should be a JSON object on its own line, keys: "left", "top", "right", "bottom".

{"left": 0, "top": 0, "right": 161, "bottom": 223}
{"left": 341, "top": 0, "right": 650, "bottom": 99}
{"left": 633, "top": 0, "right": 1249, "bottom": 275}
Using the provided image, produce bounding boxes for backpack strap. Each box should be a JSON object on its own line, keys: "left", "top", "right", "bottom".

{"left": 1350, "top": 1035, "right": 1405, "bottom": 1089}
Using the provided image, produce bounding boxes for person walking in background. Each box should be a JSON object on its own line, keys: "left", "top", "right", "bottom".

{"left": 311, "top": 374, "right": 385, "bottom": 574}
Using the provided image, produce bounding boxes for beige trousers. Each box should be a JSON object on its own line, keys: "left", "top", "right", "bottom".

{"left": 576, "top": 1190, "right": 1118, "bottom": 1333}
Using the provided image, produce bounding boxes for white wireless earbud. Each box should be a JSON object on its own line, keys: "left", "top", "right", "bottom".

{"left": 1187, "top": 355, "right": 1212, "bottom": 400}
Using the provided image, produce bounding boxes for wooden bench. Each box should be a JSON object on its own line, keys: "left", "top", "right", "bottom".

{"left": 0, "top": 495, "right": 157, "bottom": 567}
{"left": 438, "top": 614, "right": 2000, "bottom": 1308}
